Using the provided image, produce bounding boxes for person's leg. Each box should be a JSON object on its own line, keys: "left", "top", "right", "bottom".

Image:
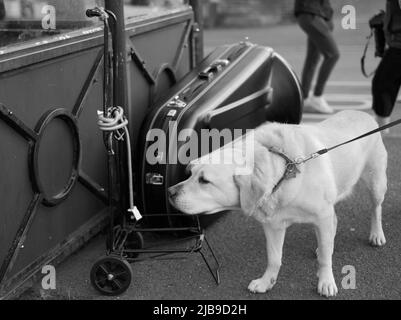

{"left": 310, "top": 18, "right": 340, "bottom": 97}
{"left": 372, "top": 59, "right": 393, "bottom": 133}
{"left": 301, "top": 36, "right": 321, "bottom": 99}
{"left": 298, "top": 14, "right": 339, "bottom": 113}
{"left": 298, "top": 14, "right": 321, "bottom": 99}
{"left": 372, "top": 48, "right": 401, "bottom": 133}
{"left": 0, "top": 0, "right": 5, "bottom": 20}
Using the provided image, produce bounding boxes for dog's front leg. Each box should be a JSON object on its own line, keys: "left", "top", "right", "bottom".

{"left": 248, "top": 224, "right": 286, "bottom": 294}
{"left": 315, "top": 209, "right": 338, "bottom": 297}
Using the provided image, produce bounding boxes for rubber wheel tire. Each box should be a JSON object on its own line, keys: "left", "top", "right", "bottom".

{"left": 90, "top": 256, "right": 133, "bottom": 296}
{"left": 124, "top": 231, "right": 144, "bottom": 259}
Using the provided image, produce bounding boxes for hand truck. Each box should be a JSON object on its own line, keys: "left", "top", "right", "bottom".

{"left": 86, "top": 6, "right": 220, "bottom": 296}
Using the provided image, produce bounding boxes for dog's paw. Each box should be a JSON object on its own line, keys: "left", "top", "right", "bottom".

{"left": 248, "top": 277, "right": 276, "bottom": 294}
{"left": 369, "top": 231, "right": 386, "bottom": 247}
{"left": 317, "top": 276, "right": 338, "bottom": 298}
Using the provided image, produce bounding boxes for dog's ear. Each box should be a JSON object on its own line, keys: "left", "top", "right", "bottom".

{"left": 234, "top": 147, "right": 281, "bottom": 222}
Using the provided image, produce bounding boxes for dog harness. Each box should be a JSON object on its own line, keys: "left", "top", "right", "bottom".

{"left": 249, "top": 147, "right": 304, "bottom": 217}
{"left": 268, "top": 147, "right": 301, "bottom": 193}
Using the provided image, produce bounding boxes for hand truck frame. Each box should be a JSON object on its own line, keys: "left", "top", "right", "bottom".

{"left": 86, "top": 6, "right": 220, "bottom": 296}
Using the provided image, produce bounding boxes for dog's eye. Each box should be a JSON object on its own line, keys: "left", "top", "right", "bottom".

{"left": 199, "top": 176, "right": 210, "bottom": 184}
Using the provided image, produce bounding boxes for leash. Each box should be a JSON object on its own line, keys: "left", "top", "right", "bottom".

{"left": 361, "top": 30, "right": 375, "bottom": 78}
{"left": 250, "top": 118, "right": 401, "bottom": 217}
{"left": 361, "top": 10, "right": 386, "bottom": 78}
{"left": 299, "top": 118, "right": 401, "bottom": 164}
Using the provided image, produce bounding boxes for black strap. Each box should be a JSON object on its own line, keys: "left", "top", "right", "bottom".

{"left": 361, "top": 31, "right": 376, "bottom": 78}
{"left": 315, "top": 118, "right": 401, "bottom": 156}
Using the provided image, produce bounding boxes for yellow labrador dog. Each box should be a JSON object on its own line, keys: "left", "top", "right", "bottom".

{"left": 168, "top": 110, "right": 387, "bottom": 297}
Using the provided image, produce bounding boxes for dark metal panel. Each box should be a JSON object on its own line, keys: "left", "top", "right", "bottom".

{"left": 0, "top": 49, "right": 104, "bottom": 130}
{"left": 73, "top": 50, "right": 104, "bottom": 117}
{"left": 78, "top": 172, "right": 109, "bottom": 204}
{"left": 125, "top": 8, "right": 193, "bottom": 36}
{"left": 188, "top": 0, "right": 204, "bottom": 64}
{"left": 0, "top": 8, "right": 193, "bottom": 74}
{"left": 0, "top": 5, "right": 195, "bottom": 297}
{"left": 0, "top": 32, "right": 104, "bottom": 73}
{"left": 0, "top": 46, "right": 108, "bottom": 293}
{"left": 128, "top": 23, "right": 189, "bottom": 75}
{"left": 0, "top": 122, "right": 34, "bottom": 273}
{"left": 0, "top": 104, "right": 38, "bottom": 142}
{"left": 129, "top": 46, "right": 157, "bottom": 85}
{"left": 172, "top": 20, "right": 194, "bottom": 70}
{"left": 8, "top": 184, "right": 106, "bottom": 281}
{"left": 1, "top": 208, "right": 108, "bottom": 298}
{"left": 0, "top": 194, "right": 42, "bottom": 284}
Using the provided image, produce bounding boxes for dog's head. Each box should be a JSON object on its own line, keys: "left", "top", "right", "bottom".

{"left": 168, "top": 146, "right": 283, "bottom": 220}
{"left": 168, "top": 159, "right": 240, "bottom": 215}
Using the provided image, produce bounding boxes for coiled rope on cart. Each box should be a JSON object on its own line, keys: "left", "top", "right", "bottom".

{"left": 97, "top": 107, "right": 142, "bottom": 221}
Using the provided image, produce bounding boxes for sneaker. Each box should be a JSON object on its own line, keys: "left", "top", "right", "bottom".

{"left": 304, "top": 95, "right": 334, "bottom": 114}
{"left": 375, "top": 116, "right": 390, "bottom": 135}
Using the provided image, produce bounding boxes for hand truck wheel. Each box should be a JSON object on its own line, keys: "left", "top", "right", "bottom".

{"left": 90, "top": 255, "right": 133, "bottom": 296}
{"left": 124, "top": 231, "right": 144, "bottom": 259}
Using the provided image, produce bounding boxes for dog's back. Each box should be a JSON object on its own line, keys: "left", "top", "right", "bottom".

{"left": 313, "top": 110, "right": 387, "bottom": 201}
{"left": 316, "top": 110, "right": 379, "bottom": 144}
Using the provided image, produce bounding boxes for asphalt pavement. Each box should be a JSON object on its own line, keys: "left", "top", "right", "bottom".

{"left": 20, "top": 19, "right": 401, "bottom": 300}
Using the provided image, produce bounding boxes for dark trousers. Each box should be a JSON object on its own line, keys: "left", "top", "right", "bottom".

{"left": 297, "top": 13, "right": 340, "bottom": 98}
{"left": 372, "top": 47, "right": 401, "bottom": 117}
{"left": 0, "top": 0, "right": 5, "bottom": 20}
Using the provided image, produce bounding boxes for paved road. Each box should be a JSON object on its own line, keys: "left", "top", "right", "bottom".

{"left": 21, "top": 21, "right": 401, "bottom": 300}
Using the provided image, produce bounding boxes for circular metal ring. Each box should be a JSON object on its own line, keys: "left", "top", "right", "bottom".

{"left": 29, "top": 108, "right": 81, "bottom": 207}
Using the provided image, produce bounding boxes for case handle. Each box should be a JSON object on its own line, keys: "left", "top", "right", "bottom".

{"left": 199, "top": 59, "right": 230, "bottom": 80}
{"left": 202, "top": 87, "right": 273, "bottom": 127}
{"left": 86, "top": 8, "right": 103, "bottom": 18}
